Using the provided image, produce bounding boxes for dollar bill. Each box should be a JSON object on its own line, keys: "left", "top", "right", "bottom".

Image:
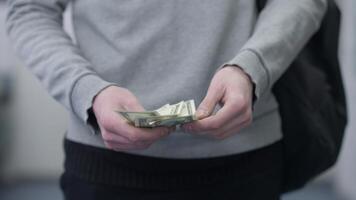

{"left": 142, "top": 115, "right": 196, "bottom": 127}
{"left": 118, "top": 111, "right": 159, "bottom": 123}
{"left": 117, "top": 99, "right": 197, "bottom": 128}
{"left": 134, "top": 115, "right": 179, "bottom": 127}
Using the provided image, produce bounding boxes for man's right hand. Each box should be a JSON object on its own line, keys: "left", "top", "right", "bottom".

{"left": 92, "top": 86, "right": 171, "bottom": 151}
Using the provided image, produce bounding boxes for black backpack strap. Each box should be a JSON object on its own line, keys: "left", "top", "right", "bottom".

{"left": 256, "top": 0, "right": 267, "bottom": 13}
{"left": 256, "top": 0, "right": 347, "bottom": 192}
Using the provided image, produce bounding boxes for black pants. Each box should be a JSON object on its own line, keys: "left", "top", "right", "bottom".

{"left": 60, "top": 140, "right": 283, "bottom": 200}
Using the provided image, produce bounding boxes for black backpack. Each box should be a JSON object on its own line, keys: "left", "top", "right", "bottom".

{"left": 257, "top": 0, "right": 347, "bottom": 192}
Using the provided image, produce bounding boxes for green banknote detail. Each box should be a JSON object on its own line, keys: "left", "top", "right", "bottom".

{"left": 117, "top": 100, "right": 197, "bottom": 128}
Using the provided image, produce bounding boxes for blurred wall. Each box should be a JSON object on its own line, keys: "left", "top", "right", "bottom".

{"left": 0, "top": 3, "right": 68, "bottom": 180}
{"left": 0, "top": 3, "right": 355, "bottom": 198}
{"left": 335, "top": 0, "right": 356, "bottom": 199}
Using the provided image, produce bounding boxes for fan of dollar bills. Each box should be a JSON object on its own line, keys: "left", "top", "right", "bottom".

{"left": 117, "top": 100, "right": 197, "bottom": 128}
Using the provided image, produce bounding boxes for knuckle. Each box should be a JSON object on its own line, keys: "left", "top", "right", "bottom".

{"left": 118, "top": 88, "right": 132, "bottom": 96}
{"left": 230, "top": 98, "right": 242, "bottom": 108}
{"left": 102, "top": 132, "right": 113, "bottom": 142}
{"left": 231, "top": 95, "right": 249, "bottom": 110}
{"left": 239, "top": 101, "right": 249, "bottom": 111}
{"left": 209, "top": 82, "right": 221, "bottom": 92}
{"left": 104, "top": 142, "right": 114, "bottom": 149}
{"left": 197, "top": 105, "right": 211, "bottom": 115}
{"left": 101, "top": 120, "right": 112, "bottom": 129}
{"left": 243, "top": 110, "right": 253, "bottom": 124}
{"left": 231, "top": 93, "right": 244, "bottom": 102}
{"left": 207, "top": 121, "right": 222, "bottom": 130}
{"left": 127, "top": 132, "right": 141, "bottom": 143}
{"left": 126, "top": 100, "right": 138, "bottom": 108}
{"left": 243, "top": 119, "right": 253, "bottom": 128}
{"left": 102, "top": 118, "right": 118, "bottom": 131}
{"left": 246, "top": 115, "right": 253, "bottom": 124}
{"left": 149, "top": 128, "right": 168, "bottom": 140}
{"left": 240, "top": 102, "right": 249, "bottom": 111}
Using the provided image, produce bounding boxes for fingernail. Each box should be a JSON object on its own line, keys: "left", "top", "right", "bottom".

{"left": 196, "top": 109, "right": 209, "bottom": 119}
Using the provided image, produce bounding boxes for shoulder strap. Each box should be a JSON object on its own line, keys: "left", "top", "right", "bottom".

{"left": 256, "top": 0, "right": 267, "bottom": 12}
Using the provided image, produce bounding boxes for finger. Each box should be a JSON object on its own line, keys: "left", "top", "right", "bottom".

{"left": 188, "top": 99, "right": 246, "bottom": 132}
{"left": 104, "top": 106, "right": 171, "bottom": 142}
{"left": 208, "top": 111, "right": 252, "bottom": 137}
{"left": 105, "top": 122, "right": 168, "bottom": 144}
{"left": 127, "top": 126, "right": 171, "bottom": 142}
{"left": 189, "top": 114, "right": 242, "bottom": 136}
{"left": 195, "top": 84, "right": 224, "bottom": 119}
{"left": 209, "top": 119, "right": 252, "bottom": 140}
{"left": 123, "top": 99, "right": 145, "bottom": 112}
{"left": 102, "top": 131, "right": 133, "bottom": 144}
{"left": 188, "top": 108, "right": 250, "bottom": 135}
{"left": 107, "top": 119, "right": 170, "bottom": 143}
{"left": 102, "top": 131, "right": 154, "bottom": 150}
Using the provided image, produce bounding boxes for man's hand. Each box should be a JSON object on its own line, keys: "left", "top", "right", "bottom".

{"left": 92, "top": 86, "right": 171, "bottom": 151}
{"left": 182, "top": 66, "right": 253, "bottom": 139}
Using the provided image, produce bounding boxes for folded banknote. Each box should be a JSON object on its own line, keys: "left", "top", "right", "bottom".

{"left": 118, "top": 100, "right": 197, "bottom": 128}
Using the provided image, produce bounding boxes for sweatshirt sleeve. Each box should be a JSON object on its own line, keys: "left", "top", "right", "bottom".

{"left": 219, "top": 0, "right": 327, "bottom": 100}
{"left": 6, "top": 0, "right": 117, "bottom": 127}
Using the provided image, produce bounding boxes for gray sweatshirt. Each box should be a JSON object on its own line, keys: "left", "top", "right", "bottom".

{"left": 6, "top": 0, "right": 326, "bottom": 158}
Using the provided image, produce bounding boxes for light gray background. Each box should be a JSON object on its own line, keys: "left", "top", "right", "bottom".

{"left": 0, "top": 1, "right": 355, "bottom": 199}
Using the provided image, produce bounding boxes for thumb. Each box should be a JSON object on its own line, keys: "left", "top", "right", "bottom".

{"left": 196, "top": 85, "right": 223, "bottom": 119}
{"left": 128, "top": 103, "right": 145, "bottom": 112}
{"left": 123, "top": 98, "right": 145, "bottom": 112}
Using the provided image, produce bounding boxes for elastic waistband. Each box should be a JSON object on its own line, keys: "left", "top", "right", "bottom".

{"left": 63, "top": 138, "right": 282, "bottom": 190}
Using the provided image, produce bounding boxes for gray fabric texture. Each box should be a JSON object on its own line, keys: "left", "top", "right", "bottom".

{"left": 6, "top": 0, "right": 326, "bottom": 158}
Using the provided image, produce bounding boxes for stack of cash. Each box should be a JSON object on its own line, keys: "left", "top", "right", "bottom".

{"left": 118, "top": 100, "right": 197, "bottom": 128}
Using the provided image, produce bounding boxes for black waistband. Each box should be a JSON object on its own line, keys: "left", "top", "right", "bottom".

{"left": 63, "top": 139, "right": 282, "bottom": 190}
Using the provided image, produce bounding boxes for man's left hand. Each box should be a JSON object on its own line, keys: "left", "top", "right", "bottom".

{"left": 182, "top": 66, "right": 254, "bottom": 139}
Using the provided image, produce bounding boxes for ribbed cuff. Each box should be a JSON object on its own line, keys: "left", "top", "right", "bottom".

{"left": 70, "top": 73, "right": 118, "bottom": 133}
{"left": 218, "top": 49, "right": 270, "bottom": 100}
